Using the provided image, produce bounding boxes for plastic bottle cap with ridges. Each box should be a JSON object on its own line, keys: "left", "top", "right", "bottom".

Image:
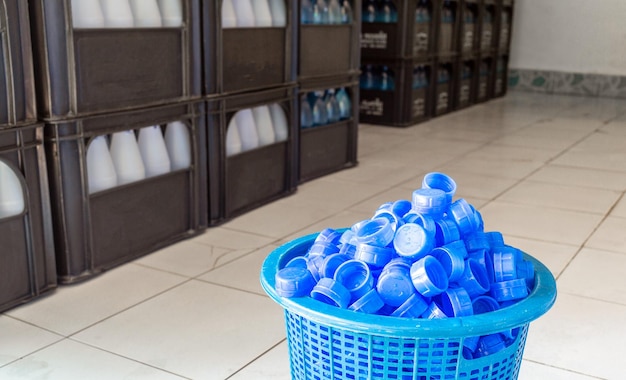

{"left": 422, "top": 172, "right": 457, "bottom": 204}
{"left": 376, "top": 264, "right": 416, "bottom": 307}
{"left": 393, "top": 223, "right": 433, "bottom": 260}
{"left": 310, "top": 278, "right": 352, "bottom": 309}
{"left": 490, "top": 279, "right": 529, "bottom": 302}
{"left": 437, "top": 287, "right": 473, "bottom": 317}
{"left": 391, "top": 293, "right": 429, "bottom": 318}
{"left": 412, "top": 188, "right": 448, "bottom": 219}
{"left": 456, "top": 259, "right": 491, "bottom": 298}
{"left": 355, "top": 218, "right": 395, "bottom": 247}
{"left": 410, "top": 256, "right": 449, "bottom": 297}
{"left": 334, "top": 259, "right": 374, "bottom": 300}
{"left": 349, "top": 288, "right": 385, "bottom": 314}
{"left": 274, "top": 267, "right": 316, "bottom": 298}
{"left": 354, "top": 243, "right": 394, "bottom": 268}
{"left": 320, "top": 253, "right": 350, "bottom": 278}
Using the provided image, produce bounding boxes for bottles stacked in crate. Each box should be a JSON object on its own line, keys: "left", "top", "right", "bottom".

{"left": 360, "top": 0, "right": 435, "bottom": 126}
{"left": 296, "top": 1, "right": 360, "bottom": 183}
{"left": 493, "top": 0, "right": 513, "bottom": 98}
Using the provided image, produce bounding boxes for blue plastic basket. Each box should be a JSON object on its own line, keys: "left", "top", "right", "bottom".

{"left": 261, "top": 233, "right": 557, "bottom": 380}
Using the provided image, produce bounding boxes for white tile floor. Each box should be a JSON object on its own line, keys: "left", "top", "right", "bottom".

{"left": 2, "top": 92, "right": 625, "bottom": 379}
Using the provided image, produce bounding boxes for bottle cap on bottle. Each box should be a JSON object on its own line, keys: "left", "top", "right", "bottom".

{"left": 435, "top": 218, "right": 461, "bottom": 246}
{"left": 464, "top": 231, "right": 490, "bottom": 252}
{"left": 355, "top": 218, "right": 395, "bottom": 247}
{"left": 468, "top": 248, "right": 495, "bottom": 284}
{"left": 472, "top": 295, "right": 500, "bottom": 314}
{"left": 410, "top": 256, "right": 449, "bottom": 297}
{"left": 412, "top": 188, "right": 448, "bottom": 219}
{"left": 307, "top": 241, "right": 340, "bottom": 257}
{"left": 393, "top": 223, "right": 433, "bottom": 260}
{"left": 493, "top": 250, "right": 518, "bottom": 282}
{"left": 448, "top": 198, "right": 481, "bottom": 236}
{"left": 334, "top": 259, "right": 374, "bottom": 300}
{"left": 490, "top": 279, "right": 529, "bottom": 302}
{"left": 456, "top": 259, "right": 491, "bottom": 298}
{"left": 274, "top": 267, "right": 316, "bottom": 298}
{"left": 475, "top": 334, "right": 507, "bottom": 358}
{"left": 349, "top": 288, "right": 385, "bottom": 314}
{"left": 310, "top": 278, "right": 352, "bottom": 309}
{"left": 391, "top": 293, "right": 429, "bottom": 318}
{"left": 320, "top": 253, "right": 350, "bottom": 278}
{"left": 376, "top": 264, "right": 416, "bottom": 307}
{"left": 353, "top": 243, "right": 394, "bottom": 268}
{"left": 431, "top": 243, "right": 466, "bottom": 283}
{"left": 421, "top": 301, "right": 448, "bottom": 319}
{"left": 436, "top": 287, "right": 473, "bottom": 317}
{"left": 422, "top": 172, "right": 457, "bottom": 204}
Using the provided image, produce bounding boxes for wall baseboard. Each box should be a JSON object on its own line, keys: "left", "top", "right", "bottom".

{"left": 508, "top": 68, "right": 626, "bottom": 99}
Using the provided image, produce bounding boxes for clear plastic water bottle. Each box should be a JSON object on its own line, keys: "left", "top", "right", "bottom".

{"left": 363, "top": 0, "right": 376, "bottom": 23}
{"left": 328, "top": 0, "right": 342, "bottom": 24}
{"left": 377, "top": 0, "right": 398, "bottom": 23}
{"left": 313, "top": 0, "right": 330, "bottom": 24}
{"left": 222, "top": 0, "right": 237, "bottom": 28}
{"left": 72, "top": 0, "right": 105, "bottom": 28}
{"left": 100, "top": 0, "right": 135, "bottom": 28}
{"left": 360, "top": 64, "right": 378, "bottom": 90}
{"left": 325, "top": 89, "right": 341, "bottom": 123}
{"left": 380, "top": 66, "right": 395, "bottom": 91}
{"left": 109, "top": 130, "right": 146, "bottom": 185}
{"left": 300, "top": 95, "right": 314, "bottom": 128}
{"left": 0, "top": 161, "right": 25, "bottom": 218}
{"left": 341, "top": 0, "right": 353, "bottom": 23}
{"left": 137, "top": 126, "right": 171, "bottom": 177}
{"left": 311, "top": 91, "right": 329, "bottom": 126}
{"left": 335, "top": 87, "right": 352, "bottom": 119}
{"left": 412, "top": 67, "right": 422, "bottom": 89}
{"left": 86, "top": 135, "right": 118, "bottom": 194}
{"left": 301, "top": 0, "right": 314, "bottom": 24}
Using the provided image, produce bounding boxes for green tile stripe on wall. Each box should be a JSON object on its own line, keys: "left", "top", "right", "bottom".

{"left": 509, "top": 69, "right": 626, "bottom": 99}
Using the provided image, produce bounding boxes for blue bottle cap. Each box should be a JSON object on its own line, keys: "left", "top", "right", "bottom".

{"left": 490, "top": 279, "right": 529, "bottom": 302}
{"left": 391, "top": 199, "right": 413, "bottom": 218}
{"left": 463, "top": 335, "right": 480, "bottom": 353}
{"left": 493, "top": 250, "right": 518, "bottom": 282}
{"left": 334, "top": 259, "right": 374, "bottom": 300}
{"left": 464, "top": 232, "right": 490, "bottom": 252}
{"left": 376, "top": 202, "right": 393, "bottom": 212}
{"left": 306, "top": 254, "right": 325, "bottom": 282}
{"left": 376, "top": 264, "right": 416, "bottom": 307}
{"left": 410, "top": 256, "right": 449, "bottom": 297}
{"left": 412, "top": 188, "right": 448, "bottom": 219}
{"left": 448, "top": 198, "right": 481, "bottom": 236}
{"left": 348, "top": 288, "right": 385, "bottom": 314}
{"left": 431, "top": 244, "right": 466, "bottom": 283}
{"left": 393, "top": 223, "right": 433, "bottom": 260}
{"left": 285, "top": 256, "right": 308, "bottom": 269}
{"left": 468, "top": 249, "right": 495, "bottom": 284}
{"left": 421, "top": 301, "right": 448, "bottom": 319}
{"left": 436, "top": 287, "right": 473, "bottom": 317}
{"left": 471, "top": 205, "right": 485, "bottom": 232}
{"left": 355, "top": 218, "right": 395, "bottom": 247}
{"left": 377, "top": 303, "right": 397, "bottom": 316}
{"left": 307, "top": 241, "right": 340, "bottom": 257}
{"left": 456, "top": 258, "right": 491, "bottom": 298}
{"left": 517, "top": 260, "right": 535, "bottom": 288}
{"left": 351, "top": 219, "right": 370, "bottom": 233}
{"left": 435, "top": 218, "right": 461, "bottom": 246}
{"left": 391, "top": 293, "right": 429, "bottom": 318}
{"left": 315, "top": 228, "right": 343, "bottom": 245}
{"left": 339, "top": 229, "right": 355, "bottom": 245}
{"left": 339, "top": 242, "right": 357, "bottom": 258}
{"left": 475, "top": 334, "right": 507, "bottom": 358}
{"left": 320, "top": 253, "right": 350, "bottom": 278}
{"left": 404, "top": 212, "right": 437, "bottom": 238}
{"left": 354, "top": 243, "right": 394, "bottom": 268}
{"left": 310, "top": 278, "right": 352, "bottom": 309}
{"left": 472, "top": 295, "right": 500, "bottom": 314}
{"left": 274, "top": 267, "right": 316, "bottom": 298}
{"left": 372, "top": 210, "right": 401, "bottom": 231}
{"left": 422, "top": 172, "right": 457, "bottom": 204}
{"left": 485, "top": 231, "right": 505, "bottom": 248}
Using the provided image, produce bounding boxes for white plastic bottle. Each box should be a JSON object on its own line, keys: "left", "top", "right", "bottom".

{"left": 129, "top": 0, "right": 163, "bottom": 27}
{"left": 234, "top": 109, "right": 259, "bottom": 151}
{"left": 157, "top": 0, "right": 183, "bottom": 27}
{"left": 109, "top": 130, "right": 146, "bottom": 185}
{"left": 225, "top": 116, "right": 243, "bottom": 156}
{"left": 164, "top": 121, "right": 192, "bottom": 170}
{"left": 269, "top": 103, "right": 289, "bottom": 142}
{"left": 222, "top": 0, "right": 238, "bottom": 28}
{"left": 86, "top": 135, "right": 118, "bottom": 194}
{"left": 267, "top": 0, "right": 287, "bottom": 27}
{"left": 0, "top": 161, "right": 25, "bottom": 218}
{"left": 252, "top": 0, "right": 273, "bottom": 27}
{"left": 253, "top": 105, "right": 276, "bottom": 147}
{"left": 138, "top": 126, "right": 171, "bottom": 177}
{"left": 232, "top": 0, "right": 256, "bottom": 27}
{"left": 100, "top": 0, "right": 135, "bottom": 28}
{"left": 71, "top": 0, "right": 105, "bottom": 28}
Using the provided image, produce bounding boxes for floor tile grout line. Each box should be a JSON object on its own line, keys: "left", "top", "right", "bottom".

{"left": 557, "top": 290, "right": 626, "bottom": 310}
{"left": 0, "top": 335, "right": 65, "bottom": 370}
{"left": 522, "top": 358, "right": 608, "bottom": 380}
{"left": 224, "top": 338, "right": 288, "bottom": 380}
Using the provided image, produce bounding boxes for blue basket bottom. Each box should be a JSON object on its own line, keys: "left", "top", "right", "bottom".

{"left": 284, "top": 310, "right": 529, "bottom": 380}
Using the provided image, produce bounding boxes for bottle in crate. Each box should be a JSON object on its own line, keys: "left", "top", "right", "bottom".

{"left": 413, "top": 0, "right": 432, "bottom": 57}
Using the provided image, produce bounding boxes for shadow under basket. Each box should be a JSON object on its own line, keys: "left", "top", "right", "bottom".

{"left": 261, "top": 233, "right": 557, "bottom": 380}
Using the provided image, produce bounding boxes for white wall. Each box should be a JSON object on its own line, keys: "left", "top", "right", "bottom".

{"left": 509, "top": 0, "right": 626, "bottom": 76}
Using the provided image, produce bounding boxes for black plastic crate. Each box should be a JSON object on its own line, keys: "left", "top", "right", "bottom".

{"left": 359, "top": 58, "right": 432, "bottom": 127}
{"left": 459, "top": 0, "right": 479, "bottom": 54}
{"left": 0, "top": 0, "right": 37, "bottom": 128}
{"left": 361, "top": 0, "right": 435, "bottom": 59}
{"left": 435, "top": 0, "right": 459, "bottom": 56}
{"left": 29, "top": 0, "right": 203, "bottom": 119}
{"left": 479, "top": 0, "right": 497, "bottom": 53}
{"left": 207, "top": 85, "right": 297, "bottom": 222}
{"left": 476, "top": 54, "right": 494, "bottom": 102}
{"left": 0, "top": 124, "right": 56, "bottom": 312}
{"left": 433, "top": 58, "right": 456, "bottom": 116}
{"left": 209, "top": 0, "right": 295, "bottom": 94}
{"left": 497, "top": 0, "right": 513, "bottom": 54}
{"left": 493, "top": 54, "right": 508, "bottom": 97}
{"left": 298, "top": 75, "right": 359, "bottom": 183}
{"left": 45, "top": 101, "right": 206, "bottom": 283}
{"left": 298, "top": 0, "right": 362, "bottom": 80}
{"left": 455, "top": 56, "right": 477, "bottom": 109}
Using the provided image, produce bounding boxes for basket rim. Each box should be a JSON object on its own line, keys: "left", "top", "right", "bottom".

{"left": 260, "top": 231, "right": 557, "bottom": 338}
